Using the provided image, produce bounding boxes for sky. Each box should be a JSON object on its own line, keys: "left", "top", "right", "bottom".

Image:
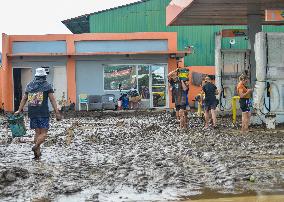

{"left": 0, "top": 0, "right": 139, "bottom": 50}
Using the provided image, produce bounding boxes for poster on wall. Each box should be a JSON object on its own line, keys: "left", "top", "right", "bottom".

{"left": 104, "top": 65, "right": 137, "bottom": 90}
{"left": 222, "top": 29, "right": 248, "bottom": 38}
{"left": 265, "top": 10, "right": 284, "bottom": 22}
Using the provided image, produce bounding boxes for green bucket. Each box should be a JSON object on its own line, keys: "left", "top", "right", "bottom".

{"left": 7, "top": 114, "right": 26, "bottom": 138}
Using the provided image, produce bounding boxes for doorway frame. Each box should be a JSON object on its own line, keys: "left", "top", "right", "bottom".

{"left": 53, "top": 65, "right": 68, "bottom": 108}
{"left": 12, "top": 66, "right": 33, "bottom": 111}
{"left": 149, "top": 64, "right": 169, "bottom": 109}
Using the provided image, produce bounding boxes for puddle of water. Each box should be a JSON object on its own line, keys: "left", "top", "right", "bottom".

{"left": 55, "top": 186, "right": 284, "bottom": 202}
{"left": 182, "top": 187, "right": 284, "bottom": 200}
{"left": 181, "top": 188, "right": 284, "bottom": 202}
{"left": 184, "top": 195, "right": 284, "bottom": 202}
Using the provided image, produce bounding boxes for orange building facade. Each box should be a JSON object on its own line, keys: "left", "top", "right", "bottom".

{"left": 0, "top": 32, "right": 188, "bottom": 111}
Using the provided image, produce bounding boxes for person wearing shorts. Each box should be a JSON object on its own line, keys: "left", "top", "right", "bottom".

{"left": 168, "top": 70, "right": 180, "bottom": 120}
{"left": 202, "top": 76, "right": 219, "bottom": 129}
{"left": 174, "top": 80, "right": 189, "bottom": 128}
{"left": 237, "top": 74, "right": 253, "bottom": 133}
{"left": 15, "top": 68, "right": 61, "bottom": 159}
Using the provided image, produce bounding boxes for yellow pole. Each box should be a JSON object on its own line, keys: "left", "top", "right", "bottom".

{"left": 198, "top": 101, "right": 202, "bottom": 117}
{"left": 232, "top": 96, "right": 240, "bottom": 125}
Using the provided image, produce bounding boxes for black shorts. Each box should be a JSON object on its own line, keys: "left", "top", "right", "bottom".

{"left": 176, "top": 105, "right": 186, "bottom": 111}
{"left": 240, "top": 98, "right": 251, "bottom": 112}
{"left": 204, "top": 100, "right": 217, "bottom": 111}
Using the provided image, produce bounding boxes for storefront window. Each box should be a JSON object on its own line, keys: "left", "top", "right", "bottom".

{"left": 104, "top": 64, "right": 167, "bottom": 108}
{"left": 104, "top": 65, "right": 137, "bottom": 90}
{"left": 138, "top": 65, "right": 150, "bottom": 99}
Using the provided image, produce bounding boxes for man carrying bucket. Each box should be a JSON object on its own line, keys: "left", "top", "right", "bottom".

{"left": 168, "top": 67, "right": 189, "bottom": 128}
{"left": 15, "top": 68, "right": 61, "bottom": 159}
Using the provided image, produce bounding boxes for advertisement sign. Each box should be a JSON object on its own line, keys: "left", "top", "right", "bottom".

{"left": 222, "top": 29, "right": 248, "bottom": 38}
{"left": 266, "top": 10, "right": 284, "bottom": 21}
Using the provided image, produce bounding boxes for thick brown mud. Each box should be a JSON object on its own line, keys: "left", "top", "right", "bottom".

{"left": 0, "top": 111, "right": 283, "bottom": 201}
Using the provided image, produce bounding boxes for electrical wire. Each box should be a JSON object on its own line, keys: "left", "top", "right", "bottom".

{"left": 219, "top": 53, "right": 225, "bottom": 111}
{"left": 219, "top": 54, "right": 226, "bottom": 111}
{"left": 258, "top": 82, "right": 280, "bottom": 115}
{"left": 264, "top": 33, "right": 271, "bottom": 113}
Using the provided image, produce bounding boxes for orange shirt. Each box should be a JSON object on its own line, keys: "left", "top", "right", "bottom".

{"left": 237, "top": 82, "right": 250, "bottom": 99}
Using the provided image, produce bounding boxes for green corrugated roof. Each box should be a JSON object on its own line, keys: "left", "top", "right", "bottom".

{"left": 62, "top": 15, "right": 90, "bottom": 34}
{"left": 63, "top": 0, "right": 284, "bottom": 66}
{"left": 62, "top": 0, "right": 150, "bottom": 33}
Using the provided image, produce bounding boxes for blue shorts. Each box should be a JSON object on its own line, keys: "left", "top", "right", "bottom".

{"left": 240, "top": 98, "right": 251, "bottom": 112}
{"left": 30, "top": 118, "right": 50, "bottom": 129}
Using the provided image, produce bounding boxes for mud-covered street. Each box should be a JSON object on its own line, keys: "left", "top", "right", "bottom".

{"left": 0, "top": 111, "right": 284, "bottom": 201}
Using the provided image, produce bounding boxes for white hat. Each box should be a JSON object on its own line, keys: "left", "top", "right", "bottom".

{"left": 35, "top": 68, "right": 47, "bottom": 77}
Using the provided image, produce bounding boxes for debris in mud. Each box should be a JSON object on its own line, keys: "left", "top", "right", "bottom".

{"left": 31, "top": 197, "right": 51, "bottom": 202}
{"left": 142, "top": 123, "right": 161, "bottom": 132}
{"left": 61, "top": 182, "right": 82, "bottom": 194}
{"left": 0, "top": 167, "right": 29, "bottom": 197}
{"left": 0, "top": 167, "right": 29, "bottom": 185}
{"left": 0, "top": 111, "right": 283, "bottom": 201}
{"left": 249, "top": 175, "right": 256, "bottom": 182}
{"left": 65, "top": 128, "right": 74, "bottom": 146}
{"left": 86, "top": 193, "right": 99, "bottom": 202}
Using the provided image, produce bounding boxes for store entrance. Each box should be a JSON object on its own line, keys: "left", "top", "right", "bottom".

{"left": 138, "top": 64, "right": 168, "bottom": 108}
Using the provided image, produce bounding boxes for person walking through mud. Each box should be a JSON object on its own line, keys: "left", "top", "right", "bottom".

{"left": 237, "top": 74, "right": 253, "bottom": 133}
{"left": 168, "top": 69, "right": 189, "bottom": 128}
{"left": 177, "top": 79, "right": 189, "bottom": 128}
{"left": 168, "top": 70, "right": 180, "bottom": 120}
{"left": 202, "top": 76, "right": 219, "bottom": 129}
{"left": 15, "top": 68, "right": 61, "bottom": 159}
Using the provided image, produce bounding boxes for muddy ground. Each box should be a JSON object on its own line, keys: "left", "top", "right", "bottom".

{"left": 0, "top": 111, "right": 283, "bottom": 202}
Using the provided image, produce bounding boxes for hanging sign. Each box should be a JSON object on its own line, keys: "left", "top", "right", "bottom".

{"left": 222, "top": 29, "right": 248, "bottom": 38}
{"left": 265, "top": 10, "right": 284, "bottom": 21}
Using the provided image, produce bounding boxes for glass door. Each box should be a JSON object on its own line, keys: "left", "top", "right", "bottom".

{"left": 138, "top": 65, "right": 150, "bottom": 108}
{"left": 150, "top": 65, "right": 167, "bottom": 108}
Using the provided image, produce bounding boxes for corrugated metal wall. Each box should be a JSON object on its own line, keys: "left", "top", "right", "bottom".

{"left": 89, "top": 0, "right": 284, "bottom": 66}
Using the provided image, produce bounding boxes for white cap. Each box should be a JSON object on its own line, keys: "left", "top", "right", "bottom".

{"left": 35, "top": 68, "right": 47, "bottom": 77}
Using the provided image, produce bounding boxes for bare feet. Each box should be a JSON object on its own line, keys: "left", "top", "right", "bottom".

{"left": 32, "top": 146, "right": 41, "bottom": 159}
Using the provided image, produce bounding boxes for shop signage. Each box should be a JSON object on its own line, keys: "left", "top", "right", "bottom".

{"left": 222, "top": 29, "right": 248, "bottom": 38}
{"left": 265, "top": 10, "right": 284, "bottom": 21}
